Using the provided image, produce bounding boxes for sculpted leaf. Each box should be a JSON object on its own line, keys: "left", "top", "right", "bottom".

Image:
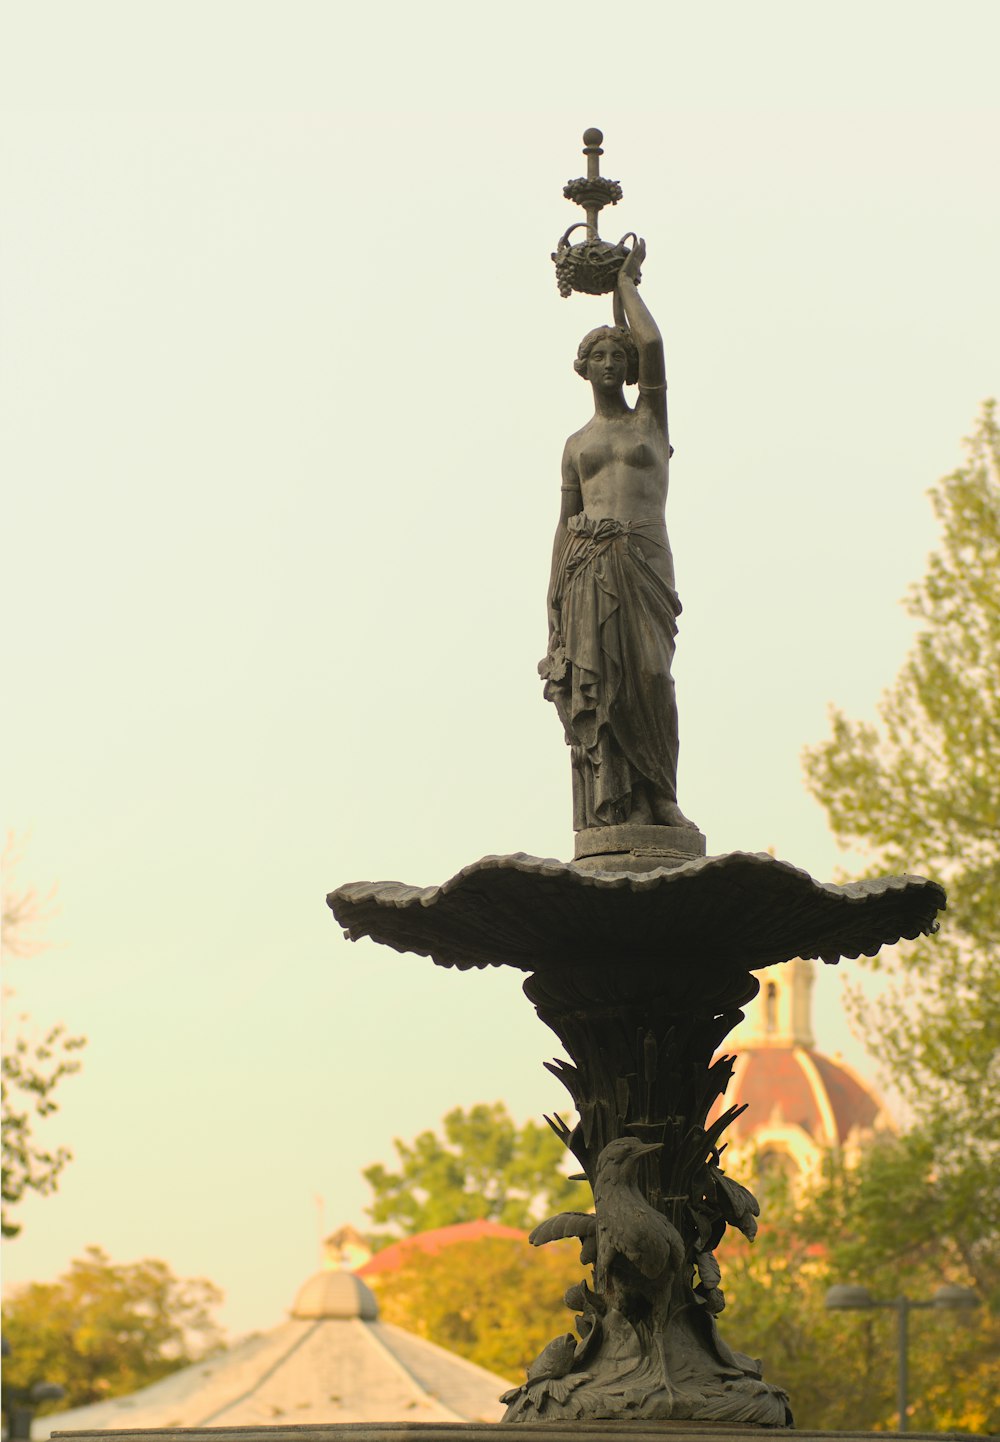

{"left": 529, "top": 1211, "right": 597, "bottom": 1247}
{"left": 713, "top": 1169, "right": 760, "bottom": 1240}
{"left": 564, "top": 1280, "right": 606, "bottom": 1317}
{"left": 695, "top": 1250, "right": 722, "bottom": 1290}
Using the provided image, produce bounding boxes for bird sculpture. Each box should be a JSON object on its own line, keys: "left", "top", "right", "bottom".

{"left": 592, "top": 1136, "right": 685, "bottom": 1292}
{"left": 513, "top": 1138, "right": 691, "bottom": 1418}
{"left": 499, "top": 1330, "right": 595, "bottom": 1412}
{"left": 525, "top": 1333, "right": 580, "bottom": 1384}
{"left": 530, "top": 1136, "right": 685, "bottom": 1294}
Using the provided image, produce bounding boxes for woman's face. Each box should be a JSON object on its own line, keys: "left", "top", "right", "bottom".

{"left": 586, "top": 338, "right": 629, "bottom": 390}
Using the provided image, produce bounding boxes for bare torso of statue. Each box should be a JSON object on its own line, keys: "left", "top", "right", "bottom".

{"left": 539, "top": 241, "right": 697, "bottom": 833}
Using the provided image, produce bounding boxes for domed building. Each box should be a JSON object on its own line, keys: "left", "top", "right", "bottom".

{"left": 32, "top": 1268, "right": 510, "bottom": 1435}
{"left": 357, "top": 1219, "right": 528, "bottom": 1278}
{"left": 714, "top": 958, "right": 890, "bottom": 1187}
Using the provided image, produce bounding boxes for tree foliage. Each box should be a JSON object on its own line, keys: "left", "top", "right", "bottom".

{"left": 360, "top": 1094, "right": 998, "bottom": 1425}
{"left": 802, "top": 401, "right": 999, "bottom": 1147}
{"left": 363, "top": 1102, "right": 591, "bottom": 1238}
{"left": 722, "top": 1144, "right": 999, "bottom": 1433}
{"left": 1, "top": 1246, "right": 225, "bottom": 1412}
{"left": 2, "top": 1025, "right": 86, "bottom": 1239}
{"left": 2, "top": 834, "right": 86, "bottom": 1238}
{"left": 372, "top": 1235, "right": 583, "bottom": 1383}
{"left": 796, "top": 402, "right": 999, "bottom": 1427}
{"left": 362, "top": 1110, "right": 998, "bottom": 1425}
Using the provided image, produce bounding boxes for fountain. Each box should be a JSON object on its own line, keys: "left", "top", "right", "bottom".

{"left": 328, "top": 129, "right": 945, "bottom": 1427}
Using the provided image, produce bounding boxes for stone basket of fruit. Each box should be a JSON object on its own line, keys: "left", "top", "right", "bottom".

{"left": 552, "top": 225, "right": 640, "bottom": 298}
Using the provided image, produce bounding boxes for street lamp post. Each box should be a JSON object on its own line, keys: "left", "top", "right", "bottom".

{"left": 825, "top": 1282, "right": 979, "bottom": 1432}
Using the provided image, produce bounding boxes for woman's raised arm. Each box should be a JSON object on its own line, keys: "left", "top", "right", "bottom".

{"left": 615, "top": 239, "right": 667, "bottom": 418}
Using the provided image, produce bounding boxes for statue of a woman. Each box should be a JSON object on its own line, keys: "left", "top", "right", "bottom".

{"left": 540, "top": 240, "right": 698, "bottom": 834}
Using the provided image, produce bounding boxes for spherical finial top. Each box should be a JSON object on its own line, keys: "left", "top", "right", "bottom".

{"left": 583, "top": 127, "right": 604, "bottom": 147}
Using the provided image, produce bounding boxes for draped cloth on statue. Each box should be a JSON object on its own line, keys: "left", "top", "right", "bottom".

{"left": 540, "top": 512, "right": 682, "bottom": 829}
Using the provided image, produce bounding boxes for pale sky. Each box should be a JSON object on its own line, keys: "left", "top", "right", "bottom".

{"left": 3, "top": 2, "right": 998, "bottom": 1338}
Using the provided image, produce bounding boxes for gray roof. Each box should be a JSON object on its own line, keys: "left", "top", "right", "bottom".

{"left": 33, "top": 1271, "right": 509, "bottom": 1433}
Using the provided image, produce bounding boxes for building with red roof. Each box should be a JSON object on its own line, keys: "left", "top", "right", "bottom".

{"left": 711, "top": 958, "right": 890, "bottom": 1187}
{"left": 356, "top": 1219, "right": 528, "bottom": 1278}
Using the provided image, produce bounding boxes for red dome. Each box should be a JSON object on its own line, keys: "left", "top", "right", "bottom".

{"left": 715, "top": 1046, "right": 882, "bottom": 1148}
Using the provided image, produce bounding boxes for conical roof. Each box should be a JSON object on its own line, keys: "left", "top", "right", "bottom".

{"left": 32, "top": 1269, "right": 509, "bottom": 1434}
{"left": 291, "top": 1268, "right": 378, "bottom": 1320}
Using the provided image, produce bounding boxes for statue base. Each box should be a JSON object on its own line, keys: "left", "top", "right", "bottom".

{"left": 574, "top": 825, "right": 707, "bottom": 873}
{"left": 50, "top": 1421, "right": 988, "bottom": 1440}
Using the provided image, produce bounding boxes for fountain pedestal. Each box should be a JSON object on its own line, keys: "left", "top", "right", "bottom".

{"left": 329, "top": 849, "right": 945, "bottom": 1426}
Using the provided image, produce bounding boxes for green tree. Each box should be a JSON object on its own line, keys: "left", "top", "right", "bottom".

{"left": 372, "top": 1235, "right": 584, "bottom": 1382}
{"left": 363, "top": 1102, "right": 591, "bottom": 1237}
{"left": 722, "top": 1146, "right": 999, "bottom": 1432}
{"left": 2, "top": 834, "right": 86, "bottom": 1238}
{"left": 801, "top": 402, "right": 1000, "bottom": 1263}
{"left": 793, "top": 402, "right": 999, "bottom": 1428}
{"left": 1, "top": 1246, "right": 225, "bottom": 1412}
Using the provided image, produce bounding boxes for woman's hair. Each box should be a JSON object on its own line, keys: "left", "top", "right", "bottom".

{"left": 574, "top": 325, "right": 639, "bottom": 386}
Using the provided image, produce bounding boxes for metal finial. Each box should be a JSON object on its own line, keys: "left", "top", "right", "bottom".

{"left": 582, "top": 126, "right": 603, "bottom": 146}
{"left": 580, "top": 130, "right": 605, "bottom": 231}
